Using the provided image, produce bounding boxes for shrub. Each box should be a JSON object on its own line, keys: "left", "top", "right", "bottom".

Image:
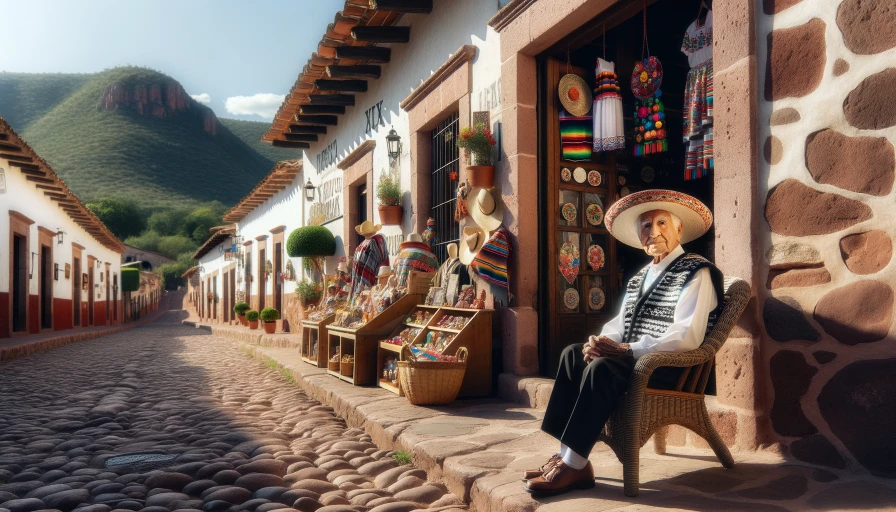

{"left": 376, "top": 175, "right": 402, "bottom": 206}
{"left": 260, "top": 307, "right": 279, "bottom": 322}
{"left": 286, "top": 226, "right": 336, "bottom": 257}
{"left": 86, "top": 197, "right": 145, "bottom": 240}
{"left": 157, "top": 235, "right": 198, "bottom": 260}
{"left": 296, "top": 279, "right": 323, "bottom": 305}
{"left": 233, "top": 302, "right": 250, "bottom": 315}
{"left": 123, "top": 230, "right": 163, "bottom": 253}
{"left": 156, "top": 261, "right": 189, "bottom": 290}
{"left": 121, "top": 267, "right": 140, "bottom": 292}
{"left": 455, "top": 122, "right": 497, "bottom": 165}
{"left": 245, "top": 310, "right": 259, "bottom": 322}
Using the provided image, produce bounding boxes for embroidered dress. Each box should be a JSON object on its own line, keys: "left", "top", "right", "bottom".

{"left": 681, "top": 10, "right": 714, "bottom": 179}
{"left": 559, "top": 108, "right": 593, "bottom": 161}
{"left": 592, "top": 58, "right": 625, "bottom": 152}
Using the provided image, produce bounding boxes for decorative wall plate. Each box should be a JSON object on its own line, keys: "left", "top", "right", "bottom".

{"left": 561, "top": 167, "right": 572, "bottom": 182}
{"left": 573, "top": 167, "right": 587, "bottom": 183}
{"left": 585, "top": 203, "right": 604, "bottom": 226}
{"left": 558, "top": 241, "right": 580, "bottom": 285}
{"left": 641, "top": 165, "right": 655, "bottom": 183}
{"left": 561, "top": 202, "right": 577, "bottom": 222}
{"left": 587, "top": 244, "right": 605, "bottom": 270}
{"left": 564, "top": 287, "right": 580, "bottom": 310}
{"left": 617, "top": 175, "right": 627, "bottom": 186}
{"left": 620, "top": 186, "right": 631, "bottom": 197}
{"left": 631, "top": 56, "right": 664, "bottom": 100}
{"left": 588, "top": 287, "right": 606, "bottom": 310}
{"left": 587, "top": 170, "right": 602, "bottom": 186}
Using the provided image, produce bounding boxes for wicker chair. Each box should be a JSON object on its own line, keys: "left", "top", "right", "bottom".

{"left": 598, "top": 276, "right": 751, "bottom": 497}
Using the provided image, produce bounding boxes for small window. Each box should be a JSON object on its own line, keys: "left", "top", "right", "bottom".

{"left": 430, "top": 113, "right": 460, "bottom": 263}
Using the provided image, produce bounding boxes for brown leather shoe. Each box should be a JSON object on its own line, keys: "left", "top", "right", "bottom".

{"left": 525, "top": 461, "right": 595, "bottom": 495}
{"left": 520, "top": 453, "right": 561, "bottom": 481}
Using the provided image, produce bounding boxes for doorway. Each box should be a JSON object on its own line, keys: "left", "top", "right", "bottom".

{"left": 73, "top": 256, "right": 81, "bottom": 327}
{"left": 273, "top": 242, "right": 283, "bottom": 314}
{"left": 12, "top": 234, "right": 28, "bottom": 333}
{"left": 105, "top": 266, "right": 110, "bottom": 324}
{"left": 212, "top": 275, "right": 218, "bottom": 320}
{"left": 40, "top": 244, "right": 52, "bottom": 330}
{"left": 229, "top": 268, "right": 236, "bottom": 321}
{"left": 113, "top": 272, "right": 118, "bottom": 323}
{"left": 223, "top": 271, "right": 230, "bottom": 322}
{"left": 258, "top": 248, "right": 266, "bottom": 311}
{"left": 88, "top": 266, "right": 95, "bottom": 326}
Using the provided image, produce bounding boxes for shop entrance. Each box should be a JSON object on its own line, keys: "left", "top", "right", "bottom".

{"left": 538, "top": 0, "right": 715, "bottom": 376}
{"left": 12, "top": 234, "right": 28, "bottom": 333}
{"left": 73, "top": 256, "right": 81, "bottom": 327}
{"left": 40, "top": 244, "right": 52, "bottom": 330}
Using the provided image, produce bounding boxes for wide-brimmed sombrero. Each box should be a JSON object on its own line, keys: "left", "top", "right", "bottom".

{"left": 605, "top": 189, "right": 713, "bottom": 248}
{"left": 355, "top": 220, "right": 382, "bottom": 237}
{"left": 558, "top": 74, "right": 593, "bottom": 117}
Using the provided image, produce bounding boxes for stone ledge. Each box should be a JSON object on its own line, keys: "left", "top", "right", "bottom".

{"left": 182, "top": 321, "right": 301, "bottom": 349}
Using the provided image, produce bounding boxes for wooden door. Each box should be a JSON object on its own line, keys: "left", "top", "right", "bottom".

{"left": 73, "top": 257, "right": 81, "bottom": 327}
{"left": 541, "top": 57, "right": 624, "bottom": 375}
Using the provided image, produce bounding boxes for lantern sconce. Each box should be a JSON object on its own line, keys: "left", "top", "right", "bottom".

{"left": 304, "top": 178, "right": 316, "bottom": 202}
{"left": 386, "top": 127, "right": 402, "bottom": 164}
{"left": 56, "top": 228, "right": 65, "bottom": 245}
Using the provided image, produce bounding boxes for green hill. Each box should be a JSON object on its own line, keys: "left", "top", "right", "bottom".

{"left": 0, "top": 67, "right": 296, "bottom": 212}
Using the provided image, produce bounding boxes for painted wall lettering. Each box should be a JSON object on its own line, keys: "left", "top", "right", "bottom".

{"left": 364, "top": 100, "right": 385, "bottom": 134}
{"left": 309, "top": 175, "right": 343, "bottom": 225}
{"left": 315, "top": 140, "right": 338, "bottom": 173}
{"left": 478, "top": 78, "right": 502, "bottom": 112}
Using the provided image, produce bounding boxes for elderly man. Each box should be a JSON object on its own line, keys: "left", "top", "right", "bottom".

{"left": 526, "top": 190, "right": 723, "bottom": 495}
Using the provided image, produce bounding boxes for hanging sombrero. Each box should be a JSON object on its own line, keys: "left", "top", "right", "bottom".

{"left": 630, "top": 56, "right": 663, "bottom": 100}
{"left": 559, "top": 74, "right": 593, "bottom": 116}
{"left": 605, "top": 189, "right": 713, "bottom": 248}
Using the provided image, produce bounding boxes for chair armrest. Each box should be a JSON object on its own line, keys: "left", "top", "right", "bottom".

{"left": 629, "top": 345, "right": 716, "bottom": 392}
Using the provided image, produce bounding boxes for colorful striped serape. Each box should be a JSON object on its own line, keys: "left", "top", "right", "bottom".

{"left": 350, "top": 233, "right": 389, "bottom": 301}
{"left": 394, "top": 241, "right": 439, "bottom": 288}
{"left": 559, "top": 108, "right": 593, "bottom": 161}
{"left": 470, "top": 227, "right": 511, "bottom": 307}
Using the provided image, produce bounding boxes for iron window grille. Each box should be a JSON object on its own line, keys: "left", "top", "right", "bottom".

{"left": 430, "top": 113, "right": 460, "bottom": 264}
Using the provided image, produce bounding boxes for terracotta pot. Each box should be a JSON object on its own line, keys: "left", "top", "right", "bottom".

{"left": 263, "top": 321, "right": 276, "bottom": 334}
{"left": 238, "top": 314, "right": 247, "bottom": 326}
{"left": 378, "top": 205, "right": 403, "bottom": 225}
{"left": 467, "top": 165, "right": 495, "bottom": 188}
{"left": 249, "top": 320, "right": 259, "bottom": 330}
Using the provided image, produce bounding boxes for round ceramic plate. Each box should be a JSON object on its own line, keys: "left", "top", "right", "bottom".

{"left": 617, "top": 175, "right": 627, "bottom": 186}
{"left": 561, "top": 167, "right": 572, "bottom": 182}
{"left": 620, "top": 186, "right": 631, "bottom": 197}
{"left": 564, "top": 288, "right": 580, "bottom": 310}
{"left": 589, "top": 287, "right": 606, "bottom": 310}
{"left": 573, "top": 167, "right": 587, "bottom": 183}
{"left": 587, "top": 244, "right": 605, "bottom": 270}
{"left": 641, "top": 165, "right": 655, "bottom": 183}
{"left": 585, "top": 203, "right": 604, "bottom": 226}
{"left": 561, "top": 202, "right": 577, "bottom": 222}
{"left": 587, "top": 170, "right": 602, "bottom": 186}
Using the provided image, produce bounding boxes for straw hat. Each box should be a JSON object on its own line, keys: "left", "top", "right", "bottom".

{"left": 459, "top": 226, "right": 486, "bottom": 265}
{"left": 468, "top": 187, "right": 505, "bottom": 232}
{"left": 559, "top": 73, "right": 593, "bottom": 117}
{"left": 336, "top": 261, "right": 348, "bottom": 273}
{"left": 355, "top": 220, "right": 382, "bottom": 237}
{"left": 376, "top": 265, "right": 392, "bottom": 278}
{"left": 406, "top": 233, "right": 423, "bottom": 243}
{"left": 604, "top": 189, "right": 713, "bottom": 249}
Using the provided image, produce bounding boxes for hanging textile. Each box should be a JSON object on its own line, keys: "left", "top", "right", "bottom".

{"left": 681, "top": 7, "right": 714, "bottom": 180}
{"left": 349, "top": 234, "right": 389, "bottom": 300}
{"left": 631, "top": 3, "right": 667, "bottom": 157}
{"left": 592, "top": 58, "right": 625, "bottom": 152}
{"left": 559, "top": 108, "right": 593, "bottom": 161}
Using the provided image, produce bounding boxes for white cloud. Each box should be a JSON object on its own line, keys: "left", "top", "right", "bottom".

{"left": 190, "top": 93, "right": 211, "bottom": 104}
{"left": 224, "top": 93, "right": 285, "bottom": 119}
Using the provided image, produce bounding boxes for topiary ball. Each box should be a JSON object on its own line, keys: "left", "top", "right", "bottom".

{"left": 286, "top": 226, "right": 337, "bottom": 258}
{"left": 260, "top": 307, "right": 279, "bottom": 322}
{"left": 245, "top": 310, "right": 259, "bottom": 321}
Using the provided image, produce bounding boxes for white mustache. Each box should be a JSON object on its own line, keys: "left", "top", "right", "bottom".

{"left": 647, "top": 236, "right": 667, "bottom": 244}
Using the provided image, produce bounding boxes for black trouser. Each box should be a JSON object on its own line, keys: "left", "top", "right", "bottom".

{"left": 540, "top": 343, "right": 682, "bottom": 458}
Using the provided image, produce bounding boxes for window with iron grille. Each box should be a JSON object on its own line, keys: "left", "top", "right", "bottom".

{"left": 430, "top": 113, "right": 460, "bottom": 263}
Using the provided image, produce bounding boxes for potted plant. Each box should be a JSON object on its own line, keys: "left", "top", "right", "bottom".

{"left": 287, "top": 226, "right": 337, "bottom": 281}
{"left": 296, "top": 279, "right": 323, "bottom": 308}
{"left": 246, "top": 309, "right": 259, "bottom": 330}
{"left": 233, "top": 302, "right": 250, "bottom": 325}
{"left": 455, "top": 122, "right": 497, "bottom": 187}
{"left": 376, "top": 175, "right": 403, "bottom": 225}
{"left": 260, "top": 307, "right": 279, "bottom": 334}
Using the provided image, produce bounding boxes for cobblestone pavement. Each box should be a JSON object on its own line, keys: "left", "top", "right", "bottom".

{"left": 0, "top": 309, "right": 463, "bottom": 512}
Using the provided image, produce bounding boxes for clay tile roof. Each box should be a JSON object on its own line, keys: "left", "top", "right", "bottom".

{"left": 223, "top": 159, "right": 302, "bottom": 223}
{"left": 0, "top": 116, "right": 125, "bottom": 254}
{"left": 263, "top": 1, "right": 405, "bottom": 143}
{"left": 191, "top": 225, "right": 236, "bottom": 260}
{"left": 181, "top": 265, "right": 200, "bottom": 278}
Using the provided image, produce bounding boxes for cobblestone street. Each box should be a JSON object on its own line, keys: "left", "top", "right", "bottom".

{"left": 0, "top": 308, "right": 462, "bottom": 512}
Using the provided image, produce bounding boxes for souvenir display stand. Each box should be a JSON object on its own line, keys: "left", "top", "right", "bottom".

{"left": 300, "top": 314, "right": 335, "bottom": 367}
{"left": 377, "top": 304, "right": 493, "bottom": 397}
{"left": 326, "top": 293, "right": 423, "bottom": 385}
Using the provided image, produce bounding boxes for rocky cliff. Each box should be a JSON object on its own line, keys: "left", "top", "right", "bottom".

{"left": 98, "top": 79, "right": 217, "bottom": 135}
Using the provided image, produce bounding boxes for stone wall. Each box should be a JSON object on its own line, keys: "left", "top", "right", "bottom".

{"left": 759, "top": 0, "right": 896, "bottom": 477}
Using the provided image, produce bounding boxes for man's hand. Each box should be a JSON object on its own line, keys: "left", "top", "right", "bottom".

{"left": 583, "top": 335, "right": 632, "bottom": 363}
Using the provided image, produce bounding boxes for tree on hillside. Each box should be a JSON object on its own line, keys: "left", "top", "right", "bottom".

{"left": 147, "top": 209, "right": 191, "bottom": 236}
{"left": 183, "top": 201, "right": 228, "bottom": 244}
{"left": 86, "top": 198, "right": 145, "bottom": 240}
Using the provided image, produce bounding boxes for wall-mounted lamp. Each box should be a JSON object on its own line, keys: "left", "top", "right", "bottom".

{"left": 54, "top": 263, "right": 60, "bottom": 281}
{"left": 386, "top": 127, "right": 402, "bottom": 162}
{"left": 304, "top": 178, "right": 316, "bottom": 202}
{"left": 56, "top": 229, "right": 65, "bottom": 245}
{"left": 96, "top": 260, "right": 102, "bottom": 269}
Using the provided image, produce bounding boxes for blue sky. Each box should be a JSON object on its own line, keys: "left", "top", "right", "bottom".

{"left": 0, "top": 0, "right": 345, "bottom": 121}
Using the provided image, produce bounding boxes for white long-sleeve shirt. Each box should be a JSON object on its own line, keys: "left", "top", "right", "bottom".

{"left": 598, "top": 245, "right": 719, "bottom": 359}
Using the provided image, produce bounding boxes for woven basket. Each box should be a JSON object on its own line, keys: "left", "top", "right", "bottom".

{"left": 398, "top": 345, "right": 468, "bottom": 405}
{"left": 328, "top": 360, "right": 340, "bottom": 372}
{"left": 340, "top": 361, "right": 354, "bottom": 378}
{"left": 407, "top": 271, "right": 436, "bottom": 296}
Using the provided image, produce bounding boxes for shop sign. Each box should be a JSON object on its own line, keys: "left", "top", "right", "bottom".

{"left": 477, "top": 78, "right": 502, "bottom": 112}
{"left": 364, "top": 99, "right": 385, "bottom": 134}
{"left": 316, "top": 140, "right": 338, "bottom": 173}
{"left": 309, "top": 175, "right": 343, "bottom": 225}
{"left": 0, "top": 166, "right": 6, "bottom": 194}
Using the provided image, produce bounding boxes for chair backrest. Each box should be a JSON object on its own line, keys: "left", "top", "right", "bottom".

{"left": 674, "top": 276, "right": 751, "bottom": 394}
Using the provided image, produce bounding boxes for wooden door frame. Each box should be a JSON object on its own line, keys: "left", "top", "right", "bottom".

{"left": 270, "top": 226, "right": 286, "bottom": 316}
{"left": 72, "top": 243, "right": 83, "bottom": 328}
{"left": 104, "top": 262, "right": 111, "bottom": 324}
{"left": 8, "top": 211, "right": 34, "bottom": 337}
{"left": 256, "top": 236, "right": 267, "bottom": 311}
{"left": 87, "top": 255, "right": 95, "bottom": 326}
{"left": 37, "top": 227, "right": 55, "bottom": 332}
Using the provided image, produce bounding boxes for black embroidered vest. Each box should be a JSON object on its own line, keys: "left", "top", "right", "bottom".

{"left": 621, "top": 253, "right": 724, "bottom": 344}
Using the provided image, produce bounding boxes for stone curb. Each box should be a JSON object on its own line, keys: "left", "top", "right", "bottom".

{"left": 181, "top": 321, "right": 301, "bottom": 349}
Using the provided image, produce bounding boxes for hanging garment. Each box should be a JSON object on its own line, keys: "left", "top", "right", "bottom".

{"left": 682, "top": 60, "right": 714, "bottom": 141}
{"left": 349, "top": 234, "right": 390, "bottom": 300}
{"left": 470, "top": 227, "right": 512, "bottom": 307}
{"left": 681, "top": 9, "right": 714, "bottom": 180}
{"left": 559, "top": 108, "right": 593, "bottom": 161}
{"left": 592, "top": 58, "right": 625, "bottom": 153}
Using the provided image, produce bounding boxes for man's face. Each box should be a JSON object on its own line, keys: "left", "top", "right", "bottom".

{"left": 638, "top": 210, "right": 682, "bottom": 258}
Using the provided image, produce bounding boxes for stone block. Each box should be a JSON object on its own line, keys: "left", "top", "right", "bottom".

{"left": 765, "top": 179, "right": 872, "bottom": 236}
{"left": 714, "top": 0, "right": 755, "bottom": 71}
{"left": 499, "top": 104, "right": 537, "bottom": 160}
{"left": 769, "top": 350, "right": 818, "bottom": 437}
{"left": 770, "top": 108, "right": 800, "bottom": 126}
{"left": 814, "top": 280, "right": 893, "bottom": 345}
{"left": 844, "top": 68, "right": 896, "bottom": 130}
{"left": 806, "top": 129, "right": 894, "bottom": 196}
{"left": 763, "top": 135, "right": 783, "bottom": 165}
{"left": 715, "top": 339, "right": 764, "bottom": 411}
{"left": 500, "top": 55, "right": 537, "bottom": 108}
{"left": 765, "top": 19, "right": 826, "bottom": 100}
{"left": 840, "top": 231, "right": 893, "bottom": 275}
{"left": 762, "top": 296, "right": 819, "bottom": 342}
{"left": 837, "top": 0, "right": 896, "bottom": 55}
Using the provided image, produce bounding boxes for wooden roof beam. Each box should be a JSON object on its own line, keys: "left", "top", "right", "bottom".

{"left": 315, "top": 79, "right": 368, "bottom": 93}
{"left": 18, "top": 167, "right": 48, "bottom": 177}
{"left": 326, "top": 65, "right": 382, "bottom": 79}
{"left": 35, "top": 184, "right": 64, "bottom": 191}
{"left": 284, "top": 133, "right": 319, "bottom": 142}
{"left": 300, "top": 105, "right": 345, "bottom": 115}
{"left": 370, "top": 0, "right": 433, "bottom": 13}
{"left": 335, "top": 45, "right": 391, "bottom": 63}
{"left": 0, "top": 142, "right": 22, "bottom": 152}
{"left": 288, "top": 125, "right": 328, "bottom": 134}
{"left": 0, "top": 153, "right": 33, "bottom": 163}
{"left": 351, "top": 26, "right": 410, "bottom": 43}
{"left": 26, "top": 175, "right": 55, "bottom": 184}
{"left": 294, "top": 115, "right": 339, "bottom": 126}
{"left": 272, "top": 140, "right": 311, "bottom": 149}
{"left": 308, "top": 94, "right": 355, "bottom": 106}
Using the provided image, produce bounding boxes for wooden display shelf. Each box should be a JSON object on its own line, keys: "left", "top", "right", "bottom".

{"left": 375, "top": 321, "right": 425, "bottom": 396}
{"left": 300, "top": 314, "right": 335, "bottom": 367}
{"left": 326, "top": 293, "right": 423, "bottom": 386}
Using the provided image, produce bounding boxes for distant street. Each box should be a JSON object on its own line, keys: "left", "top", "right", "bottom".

{"left": 0, "top": 298, "right": 458, "bottom": 512}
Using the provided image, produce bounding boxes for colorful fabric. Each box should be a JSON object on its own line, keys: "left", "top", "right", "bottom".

{"left": 350, "top": 233, "right": 389, "bottom": 300}
{"left": 681, "top": 10, "right": 713, "bottom": 69}
{"left": 683, "top": 59, "right": 714, "bottom": 140}
{"left": 394, "top": 241, "right": 439, "bottom": 287}
{"left": 592, "top": 58, "right": 625, "bottom": 153}
{"left": 559, "top": 108, "right": 593, "bottom": 161}
{"left": 470, "top": 227, "right": 511, "bottom": 307}
{"left": 633, "top": 94, "right": 668, "bottom": 157}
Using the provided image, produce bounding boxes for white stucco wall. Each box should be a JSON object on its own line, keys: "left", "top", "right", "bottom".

{"left": 0, "top": 159, "right": 122, "bottom": 304}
